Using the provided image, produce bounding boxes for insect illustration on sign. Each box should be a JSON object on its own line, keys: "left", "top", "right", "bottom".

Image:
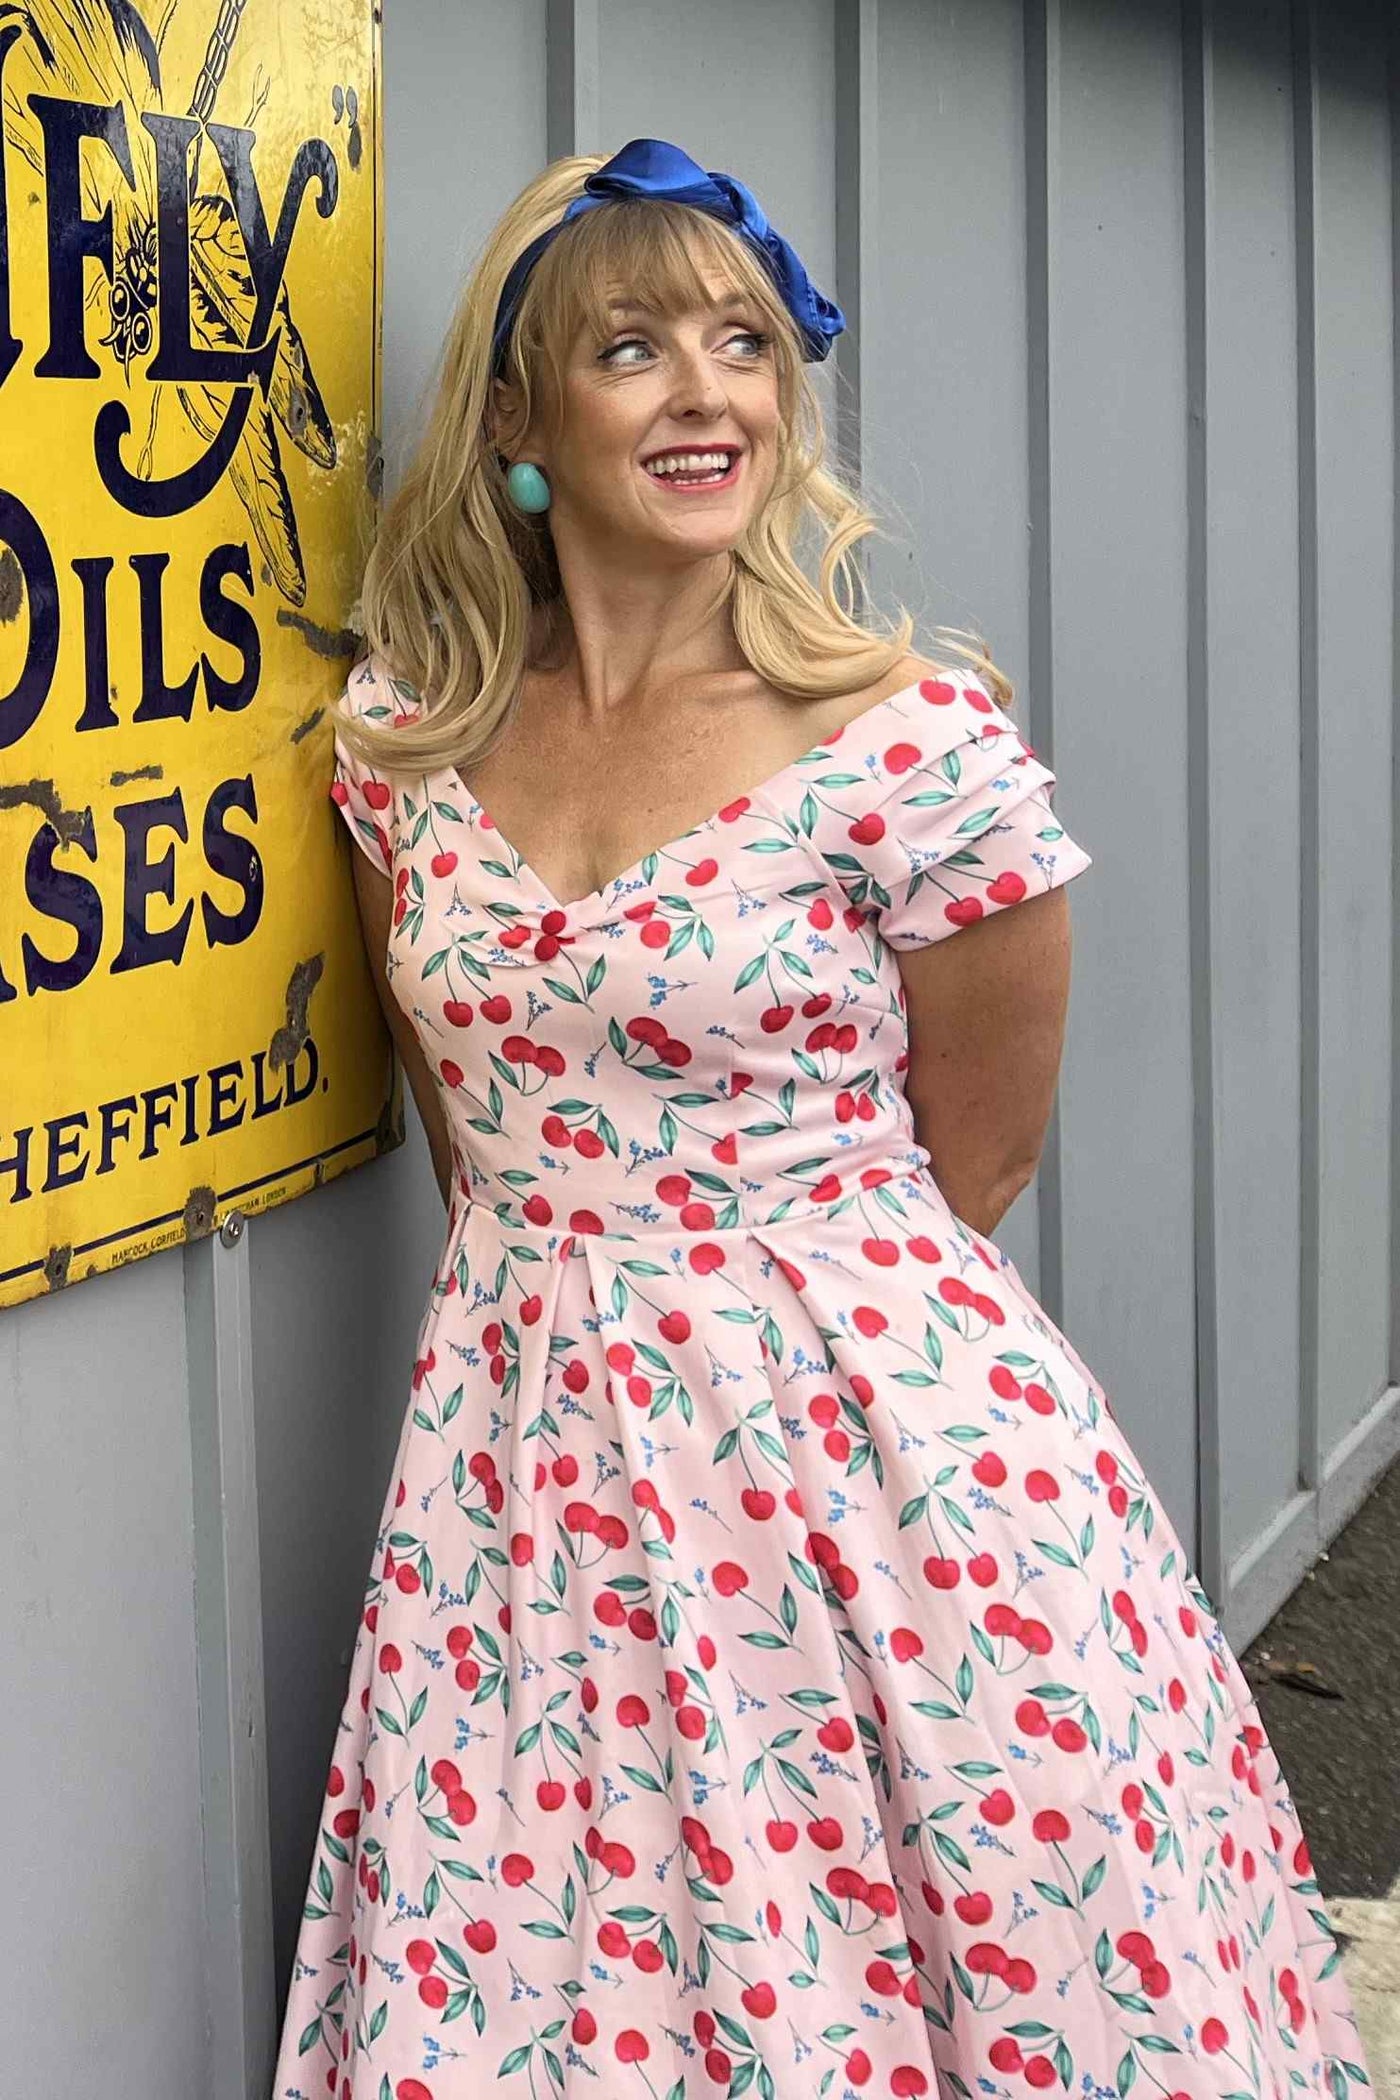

{"left": 0, "top": 0, "right": 342, "bottom": 606}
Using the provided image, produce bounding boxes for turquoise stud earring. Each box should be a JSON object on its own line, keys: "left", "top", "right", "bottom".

{"left": 506, "top": 461, "right": 551, "bottom": 514}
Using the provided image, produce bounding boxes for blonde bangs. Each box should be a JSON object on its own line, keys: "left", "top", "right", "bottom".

{"left": 348, "top": 152, "right": 1012, "bottom": 779}
{"left": 520, "top": 200, "right": 800, "bottom": 405}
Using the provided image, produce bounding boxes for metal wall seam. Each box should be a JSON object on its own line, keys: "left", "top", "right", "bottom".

{"left": 1293, "top": 0, "right": 1323, "bottom": 1525}
{"left": 1183, "top": 0, "right": 1224, "bottom": 1608}
{"left": 546, "top": 0, "right": 601, "bottom": 164}
{"left": 1025, "top": 0, "right": 1068, "bottom": 1334}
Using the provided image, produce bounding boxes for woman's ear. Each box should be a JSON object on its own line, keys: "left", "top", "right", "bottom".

{"left": 488, "top": 376, "right": 526, "bottom": 458}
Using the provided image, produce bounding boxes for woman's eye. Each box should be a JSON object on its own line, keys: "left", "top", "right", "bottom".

{"left": 601, "top": 330, "right": 770, "bottom": 365}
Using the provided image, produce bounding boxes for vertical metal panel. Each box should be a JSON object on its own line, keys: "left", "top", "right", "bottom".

{"left": 1042, "top": 0, "right": 1200, "bottom": 1541}
{"left": 184, "top": 1228, "right": 275, "bottom": 2100}
{"left": 867, "top": 0, "right": 1046, "bottom": 1293}
{"left": 547, "top": 0, "right": 601, "bottom": 158}
{"left": 380, "top": 0, "right": 548, "bottom": 489}
{"left": 833, "top": 0, "right": 879, "bottom": 493}
{"left": 1312, "top": 4, "right": 1395, "bottom": 1458}
{"left": 2, "top": 1254, "right": 210, "bottom": 2095}
{"left": 1193, "top": 0, "right": 1305, "bottom": 1608}
{"left": 1182, "top": 0, "right": 1222, "bottom": 1601}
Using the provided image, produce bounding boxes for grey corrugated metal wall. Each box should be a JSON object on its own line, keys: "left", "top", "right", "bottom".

{"left": 3, "top": 2, "right": 1396, "bottom": 2092}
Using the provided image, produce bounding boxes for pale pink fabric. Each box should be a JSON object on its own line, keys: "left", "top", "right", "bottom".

{"left": 271, "top": 656, "right": 1370, "bottom": 2100}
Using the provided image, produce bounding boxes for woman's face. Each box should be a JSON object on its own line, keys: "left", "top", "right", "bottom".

{"left": 525, "top": 271, "right": 782, "bottom": 563}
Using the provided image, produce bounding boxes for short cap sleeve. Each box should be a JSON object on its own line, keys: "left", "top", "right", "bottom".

{"left": 836, "top": 671, "right": 1092, "bottom": 948}
{"left": 327, "top": 655, "right": 404, "bottom": 875}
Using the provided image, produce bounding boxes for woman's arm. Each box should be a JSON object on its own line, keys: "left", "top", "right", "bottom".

{"left": 895, "top": 887, "right": 1074, "bottom": 1237}
{"left": 350, "top": 852, "right": 457, "bottom": 1209}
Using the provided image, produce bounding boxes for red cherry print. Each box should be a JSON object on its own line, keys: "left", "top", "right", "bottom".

{"left": 954, "top": 1890, "right": 993, "bottom": 1926}
{"left": 967, "top": 1552, "right": 998, "bottom": 1586}
{"left": 972, "top": 1450, "right": 1007, "bottom": 1487}
{"left": 989, "top": 2040, "right": 1024, "bottom": 2074}
{"left": 361, "top": 779, "right": 391, "bottom": 810}
{"left": 418, "top": 1975, "right": 447, "bottom": 2008}
{"left": 890, "top": 2068, "right": 928, "bottom": 2096}
{"left": 889, "top": 1626, "right": 923, "bottom": 1662}
{"left": 712, "top": 1560, "right": 749, "bottom": 1596}
{"left": 740, "top": 1980, "right": 776, "bottom": 2019}
{"left": 1033, "top": 1809, "right": 1071, "bottom": 1843}
{"left": 1200, "top": 2018, "right": 1228, "bottom": 2054}
{"left": 807, "top": 1816, "right": 844, "bottom": 1850}
{"left": 846, "top": 2048, "right": 872, "bottom": 2084}
{"left": 1016, "top": 1698, "right": 1050, "bottom": 1737}
{"left": 865, "top": 1958, "right": 900, "bottom": 1996}
{"left": 614, "top": 2030, "right": 649, "bottom": 2062}
{"left": 500, "top": 1853, "right": 533, "bottom": 1887}
{"left": 980, "top": 1789, "right": 1015, "bottom": 1827}
{"left": 464, "top": 1918, "right": 497, "bottom": 1953}
{"left": 1025, "top": 1468, "right": 1060, "bottom": 1502}
{"left": 571, "top": 2007, "right": 596, "bottom": 2044}
{"left": 1024, "top": 2057, "right": 1057, "bottom": 2089}
{"left": 923, "top": 1555, "right": 961, "bottom": 1589}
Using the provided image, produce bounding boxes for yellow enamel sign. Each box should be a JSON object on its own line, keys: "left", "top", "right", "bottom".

{"left": 0, "top": 0, "right": 395, "bottom": 1308}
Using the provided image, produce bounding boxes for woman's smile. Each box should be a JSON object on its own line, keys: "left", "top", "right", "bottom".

{"left": 639, "top": 445, "right": 744, "bottom": 492}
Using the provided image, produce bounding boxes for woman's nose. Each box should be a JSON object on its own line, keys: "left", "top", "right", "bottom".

{"left": 667, "top": 347, "right": 728, "bottom": 415}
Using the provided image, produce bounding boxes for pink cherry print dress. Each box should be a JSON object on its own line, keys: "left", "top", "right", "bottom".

{"left": 273, "top": 653, "right": 1371, "bottom": 2100}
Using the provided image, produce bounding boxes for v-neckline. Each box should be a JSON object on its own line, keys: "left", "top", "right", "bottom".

{"left": 445, "top": 677, "right": 928, "bottom": 919}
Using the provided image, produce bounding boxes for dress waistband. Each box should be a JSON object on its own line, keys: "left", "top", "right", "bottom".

{"left": 446, "top": 1148, "right": 936, "bottom": 1261}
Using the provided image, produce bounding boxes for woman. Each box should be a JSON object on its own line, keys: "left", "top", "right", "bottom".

{"left": 273, "top": 141, "right": 1369, "bottom": 2100}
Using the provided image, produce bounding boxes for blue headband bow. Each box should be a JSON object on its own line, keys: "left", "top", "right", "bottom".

{"left": 490, "top": 137, "right": 845, "bottom": 376}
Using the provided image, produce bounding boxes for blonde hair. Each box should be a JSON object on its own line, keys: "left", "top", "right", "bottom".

{"left": 343, "top": 150, "right": 1012, "bottom": 774}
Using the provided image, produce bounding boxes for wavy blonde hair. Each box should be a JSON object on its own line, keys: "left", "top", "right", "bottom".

{"left": 342, "top": 150, "right": 1013, "bottom": 774}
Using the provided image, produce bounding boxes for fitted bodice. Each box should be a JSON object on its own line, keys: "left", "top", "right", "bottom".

{"left": 331, "top": 654, "right": 1091, "bottom": 1244}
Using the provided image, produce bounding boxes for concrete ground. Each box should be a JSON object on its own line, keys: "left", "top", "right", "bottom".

{"left": 1241, "top": 1455, "right": 1400, "bottom": 2095}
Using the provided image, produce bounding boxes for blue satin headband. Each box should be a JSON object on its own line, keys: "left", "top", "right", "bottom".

{"left": 490, "top": 137, "right": 846, "bottom": 377}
